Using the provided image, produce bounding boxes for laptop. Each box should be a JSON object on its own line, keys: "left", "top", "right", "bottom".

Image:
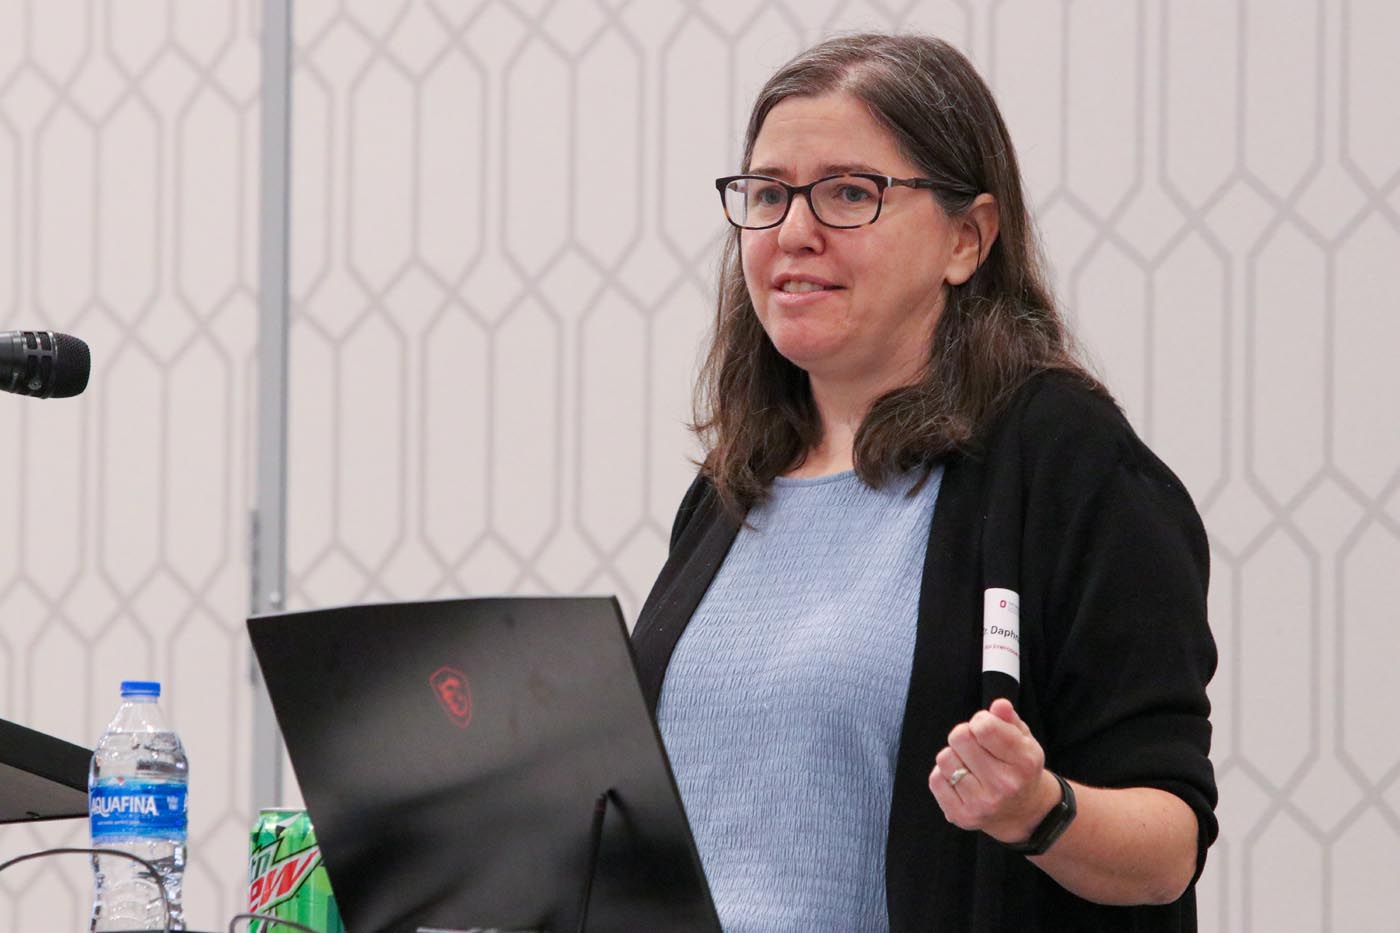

{"left": 248, "top": 596, "right": 720, "bottom": 933}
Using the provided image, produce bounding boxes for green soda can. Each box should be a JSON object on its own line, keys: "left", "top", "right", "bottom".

{"left": 247, "top": 808, "right": 345, "bottom": 933}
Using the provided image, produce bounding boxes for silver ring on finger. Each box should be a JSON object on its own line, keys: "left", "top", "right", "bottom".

{"left": 947, "top": 766, "right": 969, "bottom": 788}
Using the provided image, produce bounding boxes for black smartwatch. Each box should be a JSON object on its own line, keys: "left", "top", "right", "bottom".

{"left": 1001, "top": 772, "right": 1076, "bottom": 856}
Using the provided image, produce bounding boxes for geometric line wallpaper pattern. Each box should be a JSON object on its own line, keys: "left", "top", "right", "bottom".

{"left": 0, "top": 2, "right": 261, "bottom": 929}
{"left": 2, "top": 1, "right": 1398, "bottom": 930}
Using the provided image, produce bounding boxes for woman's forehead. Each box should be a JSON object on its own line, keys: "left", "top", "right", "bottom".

{"left": 749, "top": 92, "right": 912, "bottom": 176}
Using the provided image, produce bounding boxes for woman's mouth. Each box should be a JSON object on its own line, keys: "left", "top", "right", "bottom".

{"left": 779, "top": 281, "right": 841, "bottom": 294}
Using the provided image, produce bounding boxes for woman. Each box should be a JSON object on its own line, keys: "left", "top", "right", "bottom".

{"left": 632, "top": 34, "right": 1217, "bottom": 932}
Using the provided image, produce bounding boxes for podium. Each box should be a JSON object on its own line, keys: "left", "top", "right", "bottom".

{"left": 0, "top": 717, "right": 89, "bottom": 823}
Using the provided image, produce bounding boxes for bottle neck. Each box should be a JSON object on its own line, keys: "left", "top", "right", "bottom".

{"left": 110, "top": 697, "right": 170, "bottom": 732}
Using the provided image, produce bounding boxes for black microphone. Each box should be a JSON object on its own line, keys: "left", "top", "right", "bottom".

{"left": 0, "top": 330, "right": 90, "bottom": 398}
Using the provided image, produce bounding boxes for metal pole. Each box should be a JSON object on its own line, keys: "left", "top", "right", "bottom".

{"left": 252, "top": 0, "right": 292, "bottom": 812}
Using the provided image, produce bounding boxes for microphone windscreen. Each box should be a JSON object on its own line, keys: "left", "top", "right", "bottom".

{"left": 51, "top": 333, "right": 91, "bottom": 398}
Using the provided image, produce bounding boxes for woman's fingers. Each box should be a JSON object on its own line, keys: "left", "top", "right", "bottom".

{"left": 933, "top": 747, "right": 969, "bottom": 787}
{"left": 929, "top": 702, "right": 1047, "bottom": 832}
{"left": 989, "top": 697, "right": 1032, "bottom": 736}
{"left": 968, "top": 708, "right": 1041, "bottom": 766}
{"left": 948, "top": 721, "right": 1002, "bottom": 779}
{"left": 929, "top": 750, "right": 981, "bottom": 829}
{"left": 930, "top": 746, "right": 977, "bottom": 797}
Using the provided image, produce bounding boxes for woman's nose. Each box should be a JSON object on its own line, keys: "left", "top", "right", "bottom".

{"left": 776, "top": 192, "right": 825, "bottom": 252}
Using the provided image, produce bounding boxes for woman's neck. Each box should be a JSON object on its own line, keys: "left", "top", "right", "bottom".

{"left": 785, "top": 432, "right": 855, "bottom": 478}
{"left": 784, "top": 370, "right": 906, "bottom": 479}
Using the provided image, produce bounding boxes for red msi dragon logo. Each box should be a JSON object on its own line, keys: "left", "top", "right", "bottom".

{"left": 430, "top": 666, "right": 473, "bottom": 728}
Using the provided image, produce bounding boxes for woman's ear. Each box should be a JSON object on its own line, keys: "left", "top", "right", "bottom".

{"left": 944, "top": 193, "right": 1000, "bottom": 286}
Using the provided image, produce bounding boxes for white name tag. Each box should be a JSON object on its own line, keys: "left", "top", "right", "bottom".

{"left": 982, "top": 587, "right": 1021, "bottom": 681}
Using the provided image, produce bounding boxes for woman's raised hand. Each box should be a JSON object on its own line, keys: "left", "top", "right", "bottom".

{"left": 927, "top": 698, "right": 1060, "bottom": 845}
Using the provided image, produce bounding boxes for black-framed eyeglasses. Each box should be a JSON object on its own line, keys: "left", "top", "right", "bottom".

{"left": 714, "top": 172, "right": 938, "bottom": 230}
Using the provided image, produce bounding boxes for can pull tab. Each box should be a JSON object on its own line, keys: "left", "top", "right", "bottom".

{"left": 982, "top": 588, "right": 1021, "bottom": 682}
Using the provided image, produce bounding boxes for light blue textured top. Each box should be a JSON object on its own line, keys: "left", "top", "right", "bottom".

{"left": 656, "top": 465, "right": 943, "bottom": 933}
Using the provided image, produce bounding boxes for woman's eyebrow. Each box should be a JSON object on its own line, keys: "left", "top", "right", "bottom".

{"left": 820, "top": 162, "right": 881, "bottom": 175}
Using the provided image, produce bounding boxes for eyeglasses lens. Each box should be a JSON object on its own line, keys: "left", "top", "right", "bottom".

{"left": 723, "top": 178, "right": 780, "bottom": 228}
{"left": 811, "top": 176, "right": 881, "bottom": 226}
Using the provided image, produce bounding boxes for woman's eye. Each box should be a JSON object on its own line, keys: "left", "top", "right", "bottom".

{"left": 755, "top": 186, "right": 786, "bottom": 206}
{"left": 837, "top": 185, "right": 871, "bottom": 203}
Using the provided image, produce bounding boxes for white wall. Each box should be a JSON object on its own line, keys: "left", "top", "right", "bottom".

{"left": 0, "top": 1, "right": 261, "bottom": 928}
{"left": 2, "top": 2, "right": 1398, "bottom": 930}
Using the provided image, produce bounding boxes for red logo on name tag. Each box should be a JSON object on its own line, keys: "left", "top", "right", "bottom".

{"left": 430, "top": 666, "right": 473, "bottom": 728}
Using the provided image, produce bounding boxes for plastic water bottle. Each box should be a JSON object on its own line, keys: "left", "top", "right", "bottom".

{"left": 89, "top": 680, "right": 188, "bottom": 931}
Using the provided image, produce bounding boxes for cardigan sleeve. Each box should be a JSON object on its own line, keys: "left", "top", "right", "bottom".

{"left": 1015, "top": 381, "right": 1220, "bottom": 883}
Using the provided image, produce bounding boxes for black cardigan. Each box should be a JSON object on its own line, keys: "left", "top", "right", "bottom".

{"left": 632, "top": 372, "right": 1219, "bottom": 932}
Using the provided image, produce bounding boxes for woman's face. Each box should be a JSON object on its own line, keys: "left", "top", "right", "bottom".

{"left": 741, "top": 92, "right": 966, "bottom": 390}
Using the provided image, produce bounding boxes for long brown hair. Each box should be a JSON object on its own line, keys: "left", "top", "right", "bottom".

{"left": 694, "top": 33, "right": 1105, "bottom": 513}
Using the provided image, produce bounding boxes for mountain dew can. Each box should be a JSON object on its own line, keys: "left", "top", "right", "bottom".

{"left": 247, "top": 809, "right": 345, "bottom": 933}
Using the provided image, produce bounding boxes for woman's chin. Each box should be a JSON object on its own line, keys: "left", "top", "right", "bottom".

{"left": 769, "top": 339, "right": 842, "bottom": 375}
{"left": 763, "top": 321, "right": 845, "bottom": 369}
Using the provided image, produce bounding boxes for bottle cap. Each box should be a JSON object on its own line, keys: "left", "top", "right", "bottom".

{"left": 120, "top": 680, "right": 161, "bottom": 698}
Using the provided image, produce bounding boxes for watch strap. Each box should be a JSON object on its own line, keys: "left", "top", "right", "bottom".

{"left": 1000, "top": 771, "right": 1076, "bottom": 856}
